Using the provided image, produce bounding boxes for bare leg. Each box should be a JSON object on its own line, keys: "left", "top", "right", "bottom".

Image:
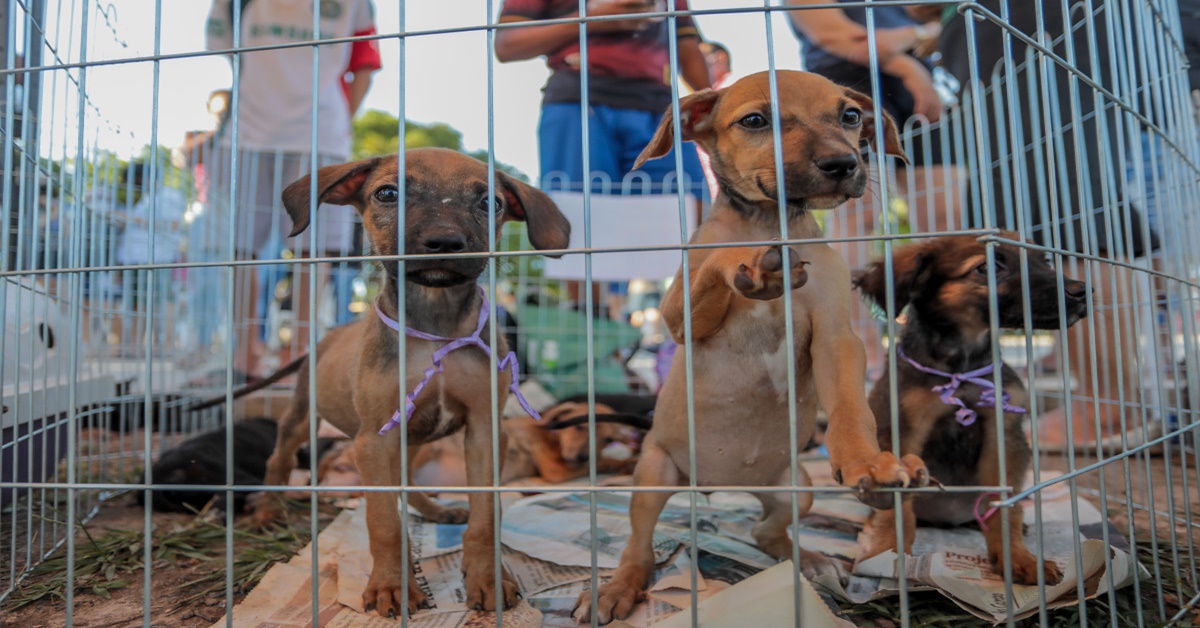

{"left": 1040, "top": 258, "right": 1142, "bottom": 449}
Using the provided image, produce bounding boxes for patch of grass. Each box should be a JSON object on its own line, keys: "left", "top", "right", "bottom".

{"left": 1, "top": 499, "right": 337, "bottom": 614}
{"left": 834, "top": 535, "right": 1199, "bottom": 627}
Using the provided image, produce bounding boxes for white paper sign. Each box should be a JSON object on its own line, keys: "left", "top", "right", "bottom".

{"left": 543, "top": 192, "right": 698, "bottom": 282}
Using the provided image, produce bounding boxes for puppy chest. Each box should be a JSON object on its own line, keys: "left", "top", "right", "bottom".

{"left": 405, "top": 352, "right": 507, "bottom": 442}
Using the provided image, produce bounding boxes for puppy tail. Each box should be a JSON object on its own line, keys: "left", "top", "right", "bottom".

{"left": 186, "top": 354, "right": 309, "bottom": 412}
{"left": 542, "top": 413, "right": 653, "bottom": 432}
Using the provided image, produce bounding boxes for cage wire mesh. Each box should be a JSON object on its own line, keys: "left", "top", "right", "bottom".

{"left": 1, "top": 0, "right": 1198, "bottom": 626}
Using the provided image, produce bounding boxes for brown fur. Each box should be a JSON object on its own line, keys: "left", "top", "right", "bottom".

{"left": 414, "top": 402, "right": 644, "bottom": 485}
{"left": 573, "top": 70, "right": 931, "bottom": 624}
{"left": 853, "top": 234, "right": 1089, "bottom": 586}
{"left": 252, "top": 148, "right": 570, "bottom": 617}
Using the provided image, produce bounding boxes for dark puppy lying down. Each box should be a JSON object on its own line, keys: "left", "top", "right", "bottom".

{"left": 138, "top": 417, "right": 340, "bottom": 513}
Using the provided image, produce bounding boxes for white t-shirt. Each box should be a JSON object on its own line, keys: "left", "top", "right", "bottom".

{"left": 206, "top": 0, "right": 376, "bottom": 159}
{"left": 116, "top": 185, "right": 189, "bottom": 265}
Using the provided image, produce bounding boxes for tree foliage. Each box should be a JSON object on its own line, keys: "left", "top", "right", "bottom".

{"left": 352, "top": 110, "right": 527, "bottom": 181}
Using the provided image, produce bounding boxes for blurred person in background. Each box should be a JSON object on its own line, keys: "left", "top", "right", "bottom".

{"left": 205, "top": 0, "right": 379, "bottom": 382}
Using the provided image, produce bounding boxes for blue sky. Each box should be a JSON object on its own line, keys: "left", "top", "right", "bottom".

{"left": 38, "top": 1, "right": 804, "bottom": 180}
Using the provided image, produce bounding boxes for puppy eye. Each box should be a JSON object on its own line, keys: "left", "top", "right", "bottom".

{"left": 478, "top": 195, "right": 504, "bottom": 214}
{"left": 842, "top": 108, "right": 863, "bottom": 127}
{"left": 974, "top": 262, "right": 989, "bottom": 275}
{"left": 374, "top": 186, "right": 398, "bottom": 203}
{"left": 738, "top": 113, "right": 768, "bottom": 130}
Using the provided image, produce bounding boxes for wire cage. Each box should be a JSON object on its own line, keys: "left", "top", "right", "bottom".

{"left": 1, "top": 0, "right": 1198, "bottom": 626}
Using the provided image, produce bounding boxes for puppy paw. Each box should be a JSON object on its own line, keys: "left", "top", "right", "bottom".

{"left": 799, "top": 548, "right": 846, "bottom": 582}
{"left": 994, "top": 549, "right": 1063, "bottom": 586}
{"left": 729, "top": 245, "right": 809, "bottom": 300}
{"left": 573, "top": 578, "right": 645, "bottom": 625}
{"left": 362, "top": 566, "right": 426, "bottom": 618}
{"left": 247, "top": 492, "right": 287, "bottom": 528}
{"left": 462, "top": 559, "right": 521, "bottom": 611}
{"left": 424, "top": 504, "right": 469, "bottom": 525}
{"left": 899, "top": 454, "right": 931, "bottom": 488}
{"left": 834, "top": 451, "right": 921, "bottom": 510}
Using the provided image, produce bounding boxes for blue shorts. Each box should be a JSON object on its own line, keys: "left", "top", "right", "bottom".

{"left": 538, "top": 102, "right": 707, "bottom": 198}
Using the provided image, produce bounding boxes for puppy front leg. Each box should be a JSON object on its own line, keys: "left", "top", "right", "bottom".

{"left": 661, "top": 245, "right": 808, "bottom": 342}
{"left": 813, "top": 324, "right": 928, "bottom": 509}
{"left": 461, "top": 410, "right": 521, "bottom": 611}
{"left": 357, "top": 432, "right": 426, "bottom": 617}
{"left": 976, "top": 420, "right": 1062, "bottom": 585}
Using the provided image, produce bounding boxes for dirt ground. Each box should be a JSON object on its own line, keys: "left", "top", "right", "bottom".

{"left": 1, "top": 501, "right": 246, "bottom": 628}
{"left": 1, "top": 431, "right": 1196, "bottom": 627}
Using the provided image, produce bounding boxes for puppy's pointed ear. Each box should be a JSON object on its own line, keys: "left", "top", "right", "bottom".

{"left": 281, "top": 157, "right": 382, "bottom": 237}
{"left": 844, "top": 89, "right": 909, "bottom": 164}
{"left": 497, "top": 171, "right": 571, "bottom": 256}
{"left": 853, "top": 243, "right": 934, "bottom": 313}
{"left": 633, "top": 88, "right": 722, "bottom": 170}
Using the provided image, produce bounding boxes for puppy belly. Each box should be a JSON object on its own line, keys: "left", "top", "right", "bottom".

{"left": 913, "top": 493, "right": 979, "bottom": 527}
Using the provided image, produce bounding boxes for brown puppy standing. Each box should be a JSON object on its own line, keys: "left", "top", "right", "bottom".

{"left": 573, "top": 70, "right": 930, "bottom": 624}
{"left": 853, "top": 234, "right": 1087, "bottom": 585}
{"left": 256, "top": 148, "right": 570, "bottom": 616}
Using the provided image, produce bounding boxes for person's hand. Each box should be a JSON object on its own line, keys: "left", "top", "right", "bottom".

{"left": 887, "top": 55, "right": 943, "bottom": 123}
{"left": 584, "top": 0, "right": 657, "bottom": 34}
{"left": 846, "top": 24, "right": 940, "bottom": 65}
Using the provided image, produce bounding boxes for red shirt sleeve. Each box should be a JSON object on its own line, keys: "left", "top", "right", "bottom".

{"left": 347, "top": 26, "right": 382, "bottom": 73}
{"left": 342, "top": 27, "right": 382, "bottom": 106}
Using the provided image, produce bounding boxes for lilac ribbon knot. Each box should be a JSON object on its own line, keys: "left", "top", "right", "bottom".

{"left": 896, "top": 345, "right": 1026, "bottom": 427}
{"left": 373, "top": 287, "right": 540, "bottom": 435}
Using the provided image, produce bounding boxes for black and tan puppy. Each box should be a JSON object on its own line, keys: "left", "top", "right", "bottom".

{"left": 253, "top": 148, "right": 570, "bottom": 616}
{"left": 137, "top": 417, "right": 341, "bottom": 513}
{"left": 853, "top": 234, "right": 1088, "bottom": 585}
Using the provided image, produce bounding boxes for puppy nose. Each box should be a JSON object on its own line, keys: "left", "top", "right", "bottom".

{"left": 421, "top": 234, "right": 467, "bottom": 254}
{"left": 1064, "top": 279, "right": 1088, "bottom": 299}
{"left": 814, "top": 153, "right": 859, "bottom": 180}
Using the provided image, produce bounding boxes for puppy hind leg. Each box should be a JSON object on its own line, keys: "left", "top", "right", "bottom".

{"left": 251, "top": 396, "right": 314, "bottom": 526}
{"left": 573, "top": 435, "right": 681, "bottom": 624}
{"left": 858, "top": 500, "right": 916, "bottom": 562}
{"left": 754, "top": 465, "right": 842, "bottom": 580}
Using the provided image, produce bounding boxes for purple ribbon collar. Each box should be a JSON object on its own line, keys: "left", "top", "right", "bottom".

{"left": 896, "top": 345, "right": 1026, "bottom": 427}
{"left": 373, "top": 287, "right": 540, "bottom": 435}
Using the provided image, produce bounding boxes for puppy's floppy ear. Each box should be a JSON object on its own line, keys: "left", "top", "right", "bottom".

{"left": 852, "top": 242, "right": 934, "bottom": 313}
{"left": 282, "top": 157, "right": 382, "bottom": 237}
{"left": 497, "top": 170, "right": 571, "bottom": 256}
{"left": 844, "top": 89, "right": 909, "bottom": 164}
{"left": 634, "top": 88, "right": 722, "bottom": 170}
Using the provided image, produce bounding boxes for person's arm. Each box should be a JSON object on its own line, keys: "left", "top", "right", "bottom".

{"left": 785, "top": 0, "right": 933, "bottom": 69}
{"left": 343, "top": 18, "right": 382, "bottom": 117}
{"left": 494, "top": 0, "right": 657, "bottom": 62}
{"left": 881, "top": 54, "right": 942, "bottom": 122}
{"left": 346, "top": 69, "right": 373, "bottom": 116}
{"left": 677, "top": 37, "right": 711, "bottom": 91}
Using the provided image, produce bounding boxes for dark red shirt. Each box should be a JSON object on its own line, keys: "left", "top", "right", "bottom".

{"left": 499, "top": 0, "right": 701, "bottom": 111}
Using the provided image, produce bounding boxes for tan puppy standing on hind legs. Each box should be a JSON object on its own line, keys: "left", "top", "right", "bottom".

{"left": 573, "top": 70, "right": 930, "bottom": 624}
{"left": 250, "top": 148, "right": 570, "bottom": 617}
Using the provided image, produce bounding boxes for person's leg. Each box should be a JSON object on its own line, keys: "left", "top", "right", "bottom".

{"left": 231, "top": 148, "right": 273, "bottom": 379}
{"left": 538, "top": 102, "right": 620, "bottom": 309}
{"left": 282, "top": 153, "right": 349, "bottom": 360}
{"left": 1039, "top": 256, "right": 1144, "bottom": 450}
